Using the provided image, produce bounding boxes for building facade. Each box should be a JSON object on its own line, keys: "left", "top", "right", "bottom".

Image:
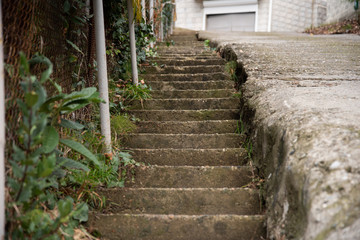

{"left": 175, "top": 0, "right": 356, "bottom": 32}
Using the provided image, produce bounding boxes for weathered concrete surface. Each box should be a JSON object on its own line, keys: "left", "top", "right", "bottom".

{"left": 198, "top": 31, "right": 360, "bottom": 239}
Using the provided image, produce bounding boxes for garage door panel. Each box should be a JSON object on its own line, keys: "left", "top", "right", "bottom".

{"left": 206, "top": 14, "right": 232, "bottom": 31}
{"left": 206, "top": 13, "right": 255, "bottom": 32}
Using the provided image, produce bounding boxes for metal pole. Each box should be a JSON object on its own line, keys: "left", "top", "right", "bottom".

{"left": 268, "top": 0, "right": 273, "bottom": 32}
{"left": 0, "top": 0, "right": 5, "bottom": 237}
{"left": 160, "top": 5, "right": 163, "bottom": 42}
{"left": 149, "top": 0, "right": 154, "bottom": 48}
{"left": 93, "top": 0, "right": 112, "bottom": 152}
{"left": 142, "top": 0, "right": 146, "bottom": 23}
{"left": 127, "top": 0, "right": 139, "bottom": 85}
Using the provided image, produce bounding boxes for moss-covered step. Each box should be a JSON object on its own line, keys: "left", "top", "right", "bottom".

{"left": 88, "top": 214, "right": 266, "bottom": 240}
{"left": 151, "top": 89, "right": 234, "bottom": 99}
{"left": 123, "top": 133, "right": 245, "bottom": 149}
{"left": 144, "top": 65, "right": 224, "bottom": 74}
{"left": 125, "top": 166, "right": 253, "bottom": 188}
{"left": 148, "top": 58, "right": 225, "bottom": 66}
{"left": 135, "top": 120, "right": 239, "bottom": 134}
{"left": 129, "top": 148, "right": 248, "bottom": 166}
{"left": 98, "top": 188, "right": 261, "bottom": 215}
{"left": 147, "top": 80, "right": 233, "bottom": 91}
{"left": 129, "top": 98, "right": 240, "bottom": 110}
{"left": 144, "top": 72, "right": 228, "bottom": 81}
{"left": 128, "top": 109, "right": 240, "bottom": 121}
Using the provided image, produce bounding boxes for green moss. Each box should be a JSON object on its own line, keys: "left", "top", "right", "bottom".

{"left": 111, "top": 114, "right": 137, "bottom": 136}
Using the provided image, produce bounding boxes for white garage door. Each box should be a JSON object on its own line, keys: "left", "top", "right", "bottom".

{"left": 206, "top": 13, "right": 255, "bottom": 32}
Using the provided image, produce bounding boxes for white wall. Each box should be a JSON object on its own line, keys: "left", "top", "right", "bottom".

{"left": 257, "top": 0, "right": 270, "bottom": 31}
{"left": 270, "top": 0, "right": 327, "bottom": 32}
{"left": 326, "top": 0, "right": 356, "bottom": 23}
{"left": 175, "top": 0, "right": 203, "bottom": 30}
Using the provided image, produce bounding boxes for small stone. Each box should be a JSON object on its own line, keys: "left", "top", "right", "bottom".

{"left": 329, "top": 161, "right": 341, "bottom": 170}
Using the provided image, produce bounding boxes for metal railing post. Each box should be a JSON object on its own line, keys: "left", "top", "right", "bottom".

{"left": 127, "top": 0, "right": 139, "bottom": 85}
{"left": 0, "top": 1, "right": 6, "bottom": 237}
{"left": 94, "top": 0, "right": 112, "bottom": 152}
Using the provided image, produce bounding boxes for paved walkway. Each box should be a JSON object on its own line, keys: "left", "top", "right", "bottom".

{"left": 198, "top": 31, "right": 360, "bottom": 240}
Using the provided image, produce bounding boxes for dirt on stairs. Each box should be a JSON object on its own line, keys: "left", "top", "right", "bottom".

{"left": 89, "top": 29, "right": 266, "bottom": 240}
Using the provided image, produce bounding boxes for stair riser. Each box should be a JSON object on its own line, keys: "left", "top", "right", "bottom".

{"left": 145, "top": 65, "right": 224, "bottom": 74}
{"left": 88, "top": 214, "right": 266, "bottom": 240}
{"left": 99, "top": 188, "right": 261, "bottom": 215}
{"left": 130, "top": 98, "right": 240, "bottom": 110}
{"left": 123, "top": 134, "right": 244, "bottom": 149}
{"left": 144, "top": 73, "right": 228, "bottom": 81}
{"left": 151, "top": 89, "right": 234, "bottom": 99}
{"left": 126, "top": 166, "right": 253, "bottom": 188}
{"left": 129, "top": 109, "right": 240, "bottom": 121}
{"left": 135, "top": 120, "right": 239, "bottom": 134}
{"left": 150, "top": 59, "right": 225, "bottom": 66}
{"left": 148, "top": 80, "right": 233, "bottom": 91}
{"left": 130, "top": 148, "right": 248, "bottom": 166}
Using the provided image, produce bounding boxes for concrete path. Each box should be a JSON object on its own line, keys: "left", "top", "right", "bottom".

{"left": 198, "top": 31, "right": 360, "bottom": 239}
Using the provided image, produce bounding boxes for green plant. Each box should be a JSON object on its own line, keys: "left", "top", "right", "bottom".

{"left": 225, "top": 61, "right": 238, "bottom": 82}
{"left": 110, "top": 80, "right": 152, "bottom": 113}
{"left": 6, "top": 53, "right": 91, "bottom": 239}
{"left": 235, "top": 119, "right": 245, "bottom": 134}
{"left": 204, "top": 39, "right": 210, "bottom": 48}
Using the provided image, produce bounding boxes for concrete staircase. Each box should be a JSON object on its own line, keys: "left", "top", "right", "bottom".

{"left": 89, "top": 30, "right": 266, "bottom": 239}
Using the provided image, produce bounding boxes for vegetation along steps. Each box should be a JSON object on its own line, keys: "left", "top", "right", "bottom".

{"left": 89, "top": 29, "right": 266, "bottom": 239}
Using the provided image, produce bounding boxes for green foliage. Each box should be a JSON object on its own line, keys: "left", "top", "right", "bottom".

{"left": 225, "top": 61, "right": 238, "bottom": 82}
{"left": 235, "top": 119, "right": 245, "bottom": 134}
{"left": 110, "top": 79, "right": 152, "bottom": 113}
{"left": 104, "top": 0, "right": 156, "bottom": 80}
{"left": 6, "top": 53, "right": 94, "bottom": 239}
{"left": 111, "top": 114, "right": 137, "bottom": 136}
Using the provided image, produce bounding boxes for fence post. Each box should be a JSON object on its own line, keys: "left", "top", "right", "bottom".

{"left": 0, "top": 0, "right": 5, "bottom": 237}
{"left": 142, "top": 0, "right": 146, "bottom": 23}
{"left": 93, "top": 0, "right": 112, "bottom": 152}
{"left": 127, "top": 0, "right": 139, "bottom": 85}
{"left": 149, "top": 0, "right": 154, "bottom": 48}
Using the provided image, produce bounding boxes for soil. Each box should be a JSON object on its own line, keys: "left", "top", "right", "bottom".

{"left": 304, "top": 17, "right": 360, "bottom": 35}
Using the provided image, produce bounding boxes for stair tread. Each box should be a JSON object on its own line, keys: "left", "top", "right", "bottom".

{"left": 98, "top": 187, "right": 261, "bottom": 215}
{"left": 125, "top": 165, "right": 253, "bottom": 188}
{"left": 88, "top": 214, "right": 266, "bottom": 240}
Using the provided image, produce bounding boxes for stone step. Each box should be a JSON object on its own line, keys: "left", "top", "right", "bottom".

{"left": 153, "top": 56, "right": 221, "bottom": 61}
{"left": 130, "top": 98, "right": 240, "bottom": 110}
{"left": 123, "top": 133, "right": 244, "bottom": 149}
{"left": 151, "top": 89, "right": 234, "bottom": 99}
{"left": 151, "top": 89, "right": 235, "bottom": 99}
{"left": 158, "top": 41, "right": 203, "bottom": 46}
{"left": 125, "top": 166, "right": 253, "bottom": 188}
{"left": 88, "top": 214, "right": 266, "bottom": 240}
{"left": 129, "top": 109, "right": 240, "bottom": 121}
{"left": 156, "top": 52, "right": 215, "bottom": 57}
{"left": 135, "top": 120, "right": 239, "bottom": 134}
{"left": 99, "top": 188, "right": 261, "bottom": 215}
{"left": 130, "top": 148, "right": 248, "bottom": 166}
{"left": 144, "top": 72, "right": 228, "bottom": 81}
{"left": 145, "top": 65, "right": 224, "bottom": 74}
{"left": 148, "top": 80, "right": 233, "bottom": 91}
{"left": 150, "top": 58, "right": 225, "bottom": 66}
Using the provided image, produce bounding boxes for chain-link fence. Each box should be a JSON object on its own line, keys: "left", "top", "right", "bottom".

{"left": 2, "top": 0, "right": 175, "bottom": 148}
{"left": 3, "top": 0, "right": 96, "bottom": 143}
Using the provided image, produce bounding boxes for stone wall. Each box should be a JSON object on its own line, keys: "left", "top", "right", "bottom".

{"left": 257, "top": 0, "right": 270, "bottom": 32}
{"left": 175, "top": 0, "right": 203, "bottom": 30}
{"left": 271, "top": 0, "right": 327, "bottom": 32}
{"left": 326, "top": 0, "right": 356, "bottom": 23}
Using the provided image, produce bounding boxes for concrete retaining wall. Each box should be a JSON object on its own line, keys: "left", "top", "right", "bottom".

{"left": 175, "top": 0, "right": 203, "bottom": 30}
{"left": 326, "top": 0, "right": 357, "bottom": 23}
